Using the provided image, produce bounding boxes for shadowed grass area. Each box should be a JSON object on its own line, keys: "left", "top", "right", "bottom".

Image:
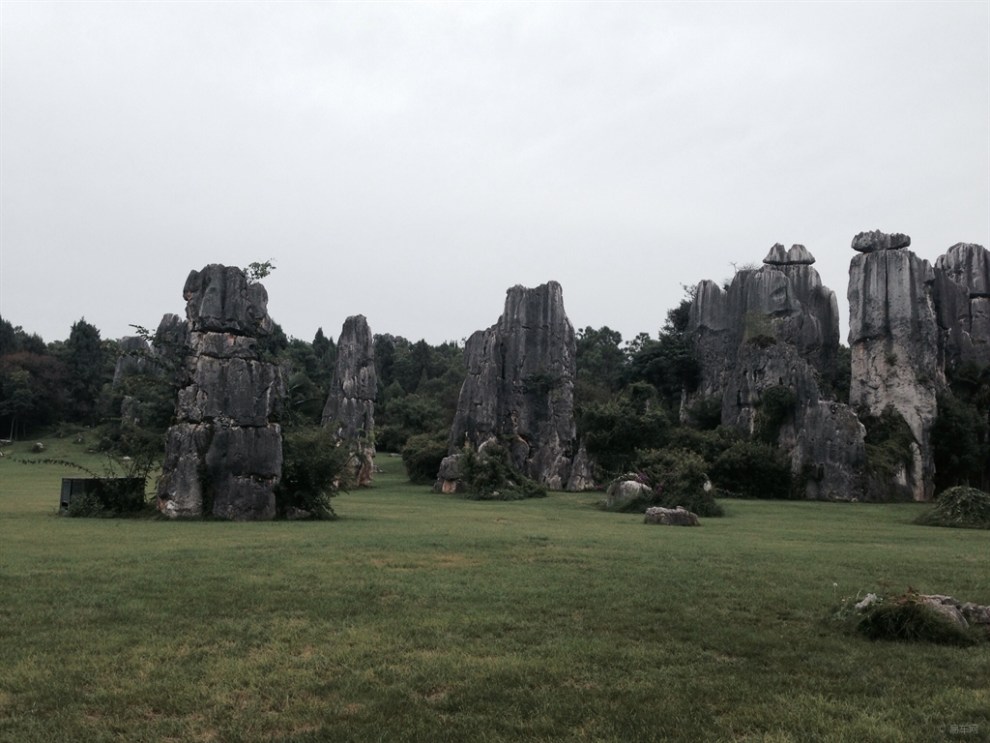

{"left": 1, "top": 439, "right": 989, "bottom": 742}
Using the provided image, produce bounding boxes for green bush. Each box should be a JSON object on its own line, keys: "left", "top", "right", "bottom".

{"left": 932, "top": 391, "right": 989, "bottom": 491}
{"left": 401, "top": 432, "right": 449, "bottom": 485}
{"left": 915, "top": 486, "right": 990, "bottom": 529}
{"left": 753, "top": 385, "right": 796, "bottom": 443}
{"left": 683, "top": 395, "right": 722, "bottom": 430}
{"left": 635, "top": 448, "right": 723, "bottom": 517}
{"left": 856, "top": 598, "right": 976, "bottom": 646}
{"left": 458, "top": 442, "right": 547, "bottom": 501}
{"left": 65, "top": 492, "right": 105, "bottom": 518}
{"left": 578, "top": 397, "right": 669, "bottom": 477}
{"left": 666, "top": 426, "right": 741, "bottom": 462}
{"left": 862, "top": 406, "right": 916, "bottom": 491}
{"left": 277, "top": 426, "right": 350, "bottom": 519}
{"left": 710, "top": 440, "right": 793, "bottom": 499}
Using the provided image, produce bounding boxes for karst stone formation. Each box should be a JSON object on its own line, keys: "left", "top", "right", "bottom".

{"left": 157, "top": 265, "right": 285, "bottom": 520}
{"left": 153, "top": 235, "right": 986, "bottom": 515}
{"left": 436, "top": 281, "right": 591, "bottom": 492}
{"left": 321, "top": 314, "right": 377, "bottom": 486}
{"left": 687, "top": 232, "right": 989, "bottom": 501}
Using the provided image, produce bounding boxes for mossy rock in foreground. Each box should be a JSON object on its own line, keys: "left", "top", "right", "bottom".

{"left": 857, "top": 601, "right": 978, "bottom": 646}
{"left": 915, "top": 485, "right": 990, "bottom": 529}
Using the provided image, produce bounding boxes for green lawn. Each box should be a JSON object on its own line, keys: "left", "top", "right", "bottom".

{"left": 1, "top": 438, "right": 988, "bottom": 742}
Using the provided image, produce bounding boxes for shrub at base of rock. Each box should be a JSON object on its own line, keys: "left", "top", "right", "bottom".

{"left": 603, "top": 467, "right": 723, "bottom": 517}
{"left": 835, "top": 589, "right": 989, "bottom": 646}
{"left": 438, "top": 441, "right": 548, "bottom": 500}
{"left": 275, "top": 426, "right": 350, "bottom": 519}
{"left": 402, "top": 432, "right": 449, "bottom": 485}
{"left": 644, "top": 506, "right": 700, "bottom": 526}
{"left": 914, "top": 486, "right": 990, "bottom": 529}
{"left": 634, "top": 449, "right": 724, "bottom": 516}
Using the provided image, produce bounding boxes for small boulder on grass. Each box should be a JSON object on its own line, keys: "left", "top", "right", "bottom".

{"left": 606, "top": 477, "right": 653, "bottom": 510}
{"left": 915, "top": 486, "right": 990, "bottom": 529}
{"left": 644, "top": 506, "right": 700, "bottom": 526}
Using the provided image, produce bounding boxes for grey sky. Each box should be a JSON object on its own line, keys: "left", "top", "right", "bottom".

{"left": 2, "top": 1, "right": 988, "bottom": 348}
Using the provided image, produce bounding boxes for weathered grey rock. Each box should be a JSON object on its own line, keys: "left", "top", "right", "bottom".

{"left": 848, "top": 244, "right": 940, "bottom": 501}
{"left": 934, "top": 243, "right": 990, "bottom": 368}
{"left": 322, "top": 315, "right": 377, "bottom": 486}
{"left": 183, "top": 265, "right": 273, "bottom": 336}
{"left": 913, "top": 595, "right": 990, "bottom": 630}
{"left": 851, "top": 230, "right": 912, "bottom": 253}
{"left": 158, "top": 265, "right": 284, "bottom": 520}
{"left": 686, "top": 244, "right": 864, "bottom": 500}
{"left": 918, "top": 595, "right": 970, "bottom": 629}
{"left": 566, "top": 444, "right": 595, "bottom": 491}
{"left": 112, "top": 336, "right": 153, "bottom": 387}
{"left": 443, "top": 282, "right": 579, "bottom": 490}
{"left": 688, "top": 246, "right": 840, "bottom": 403}
{"left": 322, "top": 315, "right": 376, "bottom": 440}
{"left": 605, "top": 478, "right": 653, "bottom": 510}
{"left": 644, "top": 506, "right": 700, "bottom": 526}
{"left": 792, "top": 401, "right": 868, "bottom": 501}
{"left": 763, "top": 243, "right": 816, "bottom": 265}
{"left": 176, "top": 355, "right": 283, "bottom": 426}
{"left": 435, "top": 453, "right": 466, "bottom": 494}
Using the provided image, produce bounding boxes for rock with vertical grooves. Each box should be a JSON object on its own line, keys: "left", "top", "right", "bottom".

{"left": 440, "top": 282, "right": 579, "bottom": 491}
{"left": 934, "top": 243, "right": 990, "bottom": 368}
{"left": 687, "top": 244, "right": 865, "bottom": 500}
{"left": 322, "top": 315, "right": 377, "bottom": 486}
{"left": 157, "top": 265, "right": 284, "bottom": 520}
{"left": 848, "top": 241, "right": 940, "bottom": 501}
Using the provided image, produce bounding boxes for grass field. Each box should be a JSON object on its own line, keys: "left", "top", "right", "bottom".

{"left": 1, "top": 436, "right": 988, "bottom": 742}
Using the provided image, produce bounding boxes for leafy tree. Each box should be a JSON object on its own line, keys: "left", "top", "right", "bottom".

{"left": 634, "top": 448, "right": 724, "bottom": 516}
{"left": 576, "top": 326, "right": 626, "bottom": 400}
{"left": 61, "top": 318, "right": 111, "bottom": 425}
{"left": 933, "top": 369, "right": 990, "bottom": 491}
{"left": 0, "top": 317, "right": 16, "bottom": 356}
{"left": 624, "top": 297, "right": 699, "bottom": 411}
{"left": 373, "top": 335, "right": 464, "bottom": 453}
{"left": 578, "top": 386, "right": 670, "bottom": 478}
{"left": 276, "top": 425, "right": 350, "bottom": 518}
{"left": 312, "top": 327, "right": 336, "bottom": 384}
{"left": 0, "top": 353, "right": 67, "bottom": 438}
{"left": 401, "top": 431, "right": 449, "bottom": 485}
{"left": 710, "top": 440, "right": 794, "bottom": 499}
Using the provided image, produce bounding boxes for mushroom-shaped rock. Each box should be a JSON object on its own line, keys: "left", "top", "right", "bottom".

{"left": 851, "top": 230, "right": 912, "bottom": 253}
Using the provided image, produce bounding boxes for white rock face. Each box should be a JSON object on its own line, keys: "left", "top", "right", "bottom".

{"left": 848, "top": 244, "right": 940, "bottom": 501}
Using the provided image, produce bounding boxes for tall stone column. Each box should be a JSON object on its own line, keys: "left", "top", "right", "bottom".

{"left": 157, "top": 265, "right": 284, "bottom": 520}
{"left": 321, "top": 315, "right": 377, "bottom": 486}
{"left": 848, "top": 230, "right": 940, "bottom": 501}
{"left": 442, "top": 281, "right": 583, "bottom": 490}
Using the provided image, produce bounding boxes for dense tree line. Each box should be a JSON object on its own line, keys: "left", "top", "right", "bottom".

{"left": 0, "top": 316, "right": 115, "bottom": 438}
{"left": 3, "top": 301, "right": 987, "bottom": 498}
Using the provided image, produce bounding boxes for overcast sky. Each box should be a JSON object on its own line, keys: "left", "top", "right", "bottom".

{"left": 2, "top": 1, "right": 988, "bottom": 349}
